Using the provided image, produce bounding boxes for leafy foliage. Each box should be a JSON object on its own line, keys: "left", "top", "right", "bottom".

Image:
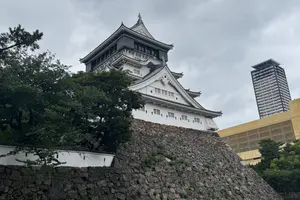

{"left": 253, "top": 139, "right": 282, "bottom": 172}
{"left": 64, "top": 70, "right": 144, "bottom": 152}
{"left": 0, "top": 24, "right": 43, "bottom": 58}
{"left": 252, "top": 139, "right": 300, "bottom": 193}
{"left": 0, "top": 25, "right": 143, "bottom": 165}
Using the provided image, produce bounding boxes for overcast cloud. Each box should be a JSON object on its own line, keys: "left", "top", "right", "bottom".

{"left": 1, "top": 0, "right": 300, "bottom": 129}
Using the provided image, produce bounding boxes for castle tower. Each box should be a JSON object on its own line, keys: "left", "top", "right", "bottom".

{"left": 80, "top": 15, "right": 222, "bottom": 131}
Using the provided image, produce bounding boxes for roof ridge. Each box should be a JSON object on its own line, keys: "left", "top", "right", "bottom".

{"left": 130, "top": 14, "right": 154, "bottom": 39}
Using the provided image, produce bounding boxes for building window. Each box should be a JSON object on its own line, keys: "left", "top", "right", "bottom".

{"left": 134, "top": 42, "right": 159, "bottom": 57}
{"left": 133, "top": 68, "right": 140, "bottom": 75}
{"left": 162, "top": 90, "right": 168, "bottom": 95}
{"left": 194, "top": 117, "right": 201, "bottom": 123}
{"left": 90, "top": 44, "right": 117, "bottom": 70}
{"left": 168, "top": 112, "right": 175, "bottom": 118}
{"left": 154, "top": 109, "right": 160, "bottom": 115}
{"left": 155, "top": 88, "right": 161, "bottom": 94}
{"left": 169, "top": 92, "right": 174, "bottom": 97}
{"left": 182, "top": 115, "right": 187, "bottom": 121}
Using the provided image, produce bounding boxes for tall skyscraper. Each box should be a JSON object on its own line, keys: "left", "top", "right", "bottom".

{"left": 251, "top": 59, "right": 292, "bottom": 118}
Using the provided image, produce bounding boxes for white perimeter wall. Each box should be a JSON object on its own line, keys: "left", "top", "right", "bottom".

{"left": 0, "top": 145, "right": 114, "bottom": 167}
{"left": 133, "top": 103, "right": 218, "bottom": 131}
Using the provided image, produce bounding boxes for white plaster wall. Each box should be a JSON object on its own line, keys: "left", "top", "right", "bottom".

{"left": 133, "top": 103, "right": 218, "bottom": 130}
{"left": 0, "top": 145, "right": 114, "bottom": 167}
{"left": 121, "top": 63, "right": 150, "bottom": 77}
{"left": 138, "top": 81, "right": 190, "bottom": 106}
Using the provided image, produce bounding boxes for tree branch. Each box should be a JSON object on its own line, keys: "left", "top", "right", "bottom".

{"left": 0, "top": 42, "right": 24, "bottom": 54}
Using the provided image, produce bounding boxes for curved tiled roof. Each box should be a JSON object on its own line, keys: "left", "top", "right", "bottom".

{"left": 80, "top": 22, "right": 173, "bottom": 63}
{"left": 130, "top": 14, "right": 154, "bottom": 39}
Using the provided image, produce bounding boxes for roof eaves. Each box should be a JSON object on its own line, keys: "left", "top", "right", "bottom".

{"left": 80, "top": 24, "right": 173, "bottom": 63}
{"left": 80, "top": 24, "right": 126, "bottom": 63}
{"left": 142, "top": 94, "right": 222, "bottom": 117}
{"left": 185, "top": 89, "right": 201, "bottom": 97}
{"left": 124, "top": 26, "right": 173, "bottom": 49}
{"left": 171, "top": 71, "right": 183, "bottom": 78}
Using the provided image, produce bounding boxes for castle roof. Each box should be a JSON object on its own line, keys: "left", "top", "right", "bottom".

{"left": 80, "top": 14, "right": 173, "bottom": 63}
{"left": 130, "top": 13, "right": 154, "bottom": 39}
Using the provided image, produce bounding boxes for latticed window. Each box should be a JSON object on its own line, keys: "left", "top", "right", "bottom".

{"left": 133, "top": 69, "right": 140, "bottom": 75}
{"left": 134, "top": 42, "right": 158, "bottom": 57}
{"left": 155, "top": 88, "right": 161, "bottom": 94}
{"left": 168, "top": 92, "right": 174, "bottom": 97}
{"left": 168, "top": 112, "right": 175, "bottom": 118}
{"left": 182, "top": 115, "right": 187, "bottom": 120}
{"left": 154, "top": 109, "right": 160, "bottom": 115}
{"left": 194, "top": 117, "right": 201, "bottom": 123}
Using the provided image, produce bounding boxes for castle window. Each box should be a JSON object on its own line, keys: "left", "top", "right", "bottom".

{"left": 162, "top": 90, "right": 168, "bottom": 95}
{"left": 153, "top": 109, "right": 160, "bottom": 115}
{"left": 168, "top": 112, "right": 175, "bottom": 118}
{"left": 168, "top": 92, "right": 174, "bottom": 97}
{"left": 155, "top": 88, "right": 161, "bottom": 94}
{"left": 134, "top": 42, "right": 158, "bottom": 57}
{"left": 182, "top": 115, "right": 188, "bottom": 121}
{"left": 133, "top": 69, "right": 140, "bottom": 75}
{"left": 194, "top": 117, "right": 201, "bottom": 123}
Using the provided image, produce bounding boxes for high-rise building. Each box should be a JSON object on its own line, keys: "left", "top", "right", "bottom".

{"left": 251, "top": 59, "right": 292, "bottom": 118}
{"left": 80, "top": 14, "right": 222, "bottom": 130}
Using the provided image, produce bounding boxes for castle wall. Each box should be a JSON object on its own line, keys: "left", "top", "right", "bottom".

{"left": 133, "top": 103, "right": 210, "bottom": 130}
{"left": 0, "top": 145, "right": 114, "bottom": 167}
{"left": 0, "top": 120, "right": 282, "bottom": 200}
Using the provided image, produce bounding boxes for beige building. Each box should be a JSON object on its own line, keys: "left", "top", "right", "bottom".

{"left": 218, "top": 98, "right": 300, "bottom": 165}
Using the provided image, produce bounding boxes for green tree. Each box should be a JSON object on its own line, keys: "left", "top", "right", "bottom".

{"left": 255, "top": 139, "right": 282, "bottom": 172}
{"left": 0, "top": 25, "right": 42, "bottom": 54}
{"left": 66, "top": 70, "right": 143, "bottom": 152}
{"left": 253, "top": 139, "right": 300, "bottom": 194}
{"left": 0, "top": 25, "right": 143, "bottom": 165}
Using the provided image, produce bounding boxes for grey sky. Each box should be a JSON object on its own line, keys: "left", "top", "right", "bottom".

{"left": 1, "top": 0, "right": 300, "bottom": 129}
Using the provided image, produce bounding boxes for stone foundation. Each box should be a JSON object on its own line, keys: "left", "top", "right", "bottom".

{"left": 0, "top": 119, "right": 282, "bottom": 200}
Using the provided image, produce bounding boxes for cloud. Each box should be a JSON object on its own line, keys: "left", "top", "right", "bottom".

{"left": 1, "top": 0, "right": 300, "bottom": 129}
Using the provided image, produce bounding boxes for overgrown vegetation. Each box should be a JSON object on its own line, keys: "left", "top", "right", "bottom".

{"left": 252, "top": 139, "right": 300, "bottom": 194}
{"left": 0, "top": 25, "right": 143, "bottom": 166}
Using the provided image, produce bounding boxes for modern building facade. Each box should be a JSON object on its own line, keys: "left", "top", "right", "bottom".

{"left": 218, "top": 98, "right": 300, "bottom": 165}
{"left": 251, "top": 59, "right": 292, "bottom": 118}
{"left": 80, "top": 15, "right": 222, "bottom": 131}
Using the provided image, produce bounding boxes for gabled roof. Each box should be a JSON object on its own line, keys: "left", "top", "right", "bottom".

{"left": 129, "top": 65, "right": 222, "bottom": 118}
{"left": 130, "top": 14, "right": 154, "bottom": 39}
{"left": 80, "top": 16, "right": 173, "bottom": 63}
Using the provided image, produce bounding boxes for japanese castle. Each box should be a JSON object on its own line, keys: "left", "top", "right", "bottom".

{"left": 80, "top": 14, "right": 222, "bottom": 131}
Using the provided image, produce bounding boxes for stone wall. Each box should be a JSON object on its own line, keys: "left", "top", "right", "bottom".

{"left": 0, "top": 166, "right": 115, "bottom": 200}
{"left": 0, "top": 119, "right": 283, "bottom": 200}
